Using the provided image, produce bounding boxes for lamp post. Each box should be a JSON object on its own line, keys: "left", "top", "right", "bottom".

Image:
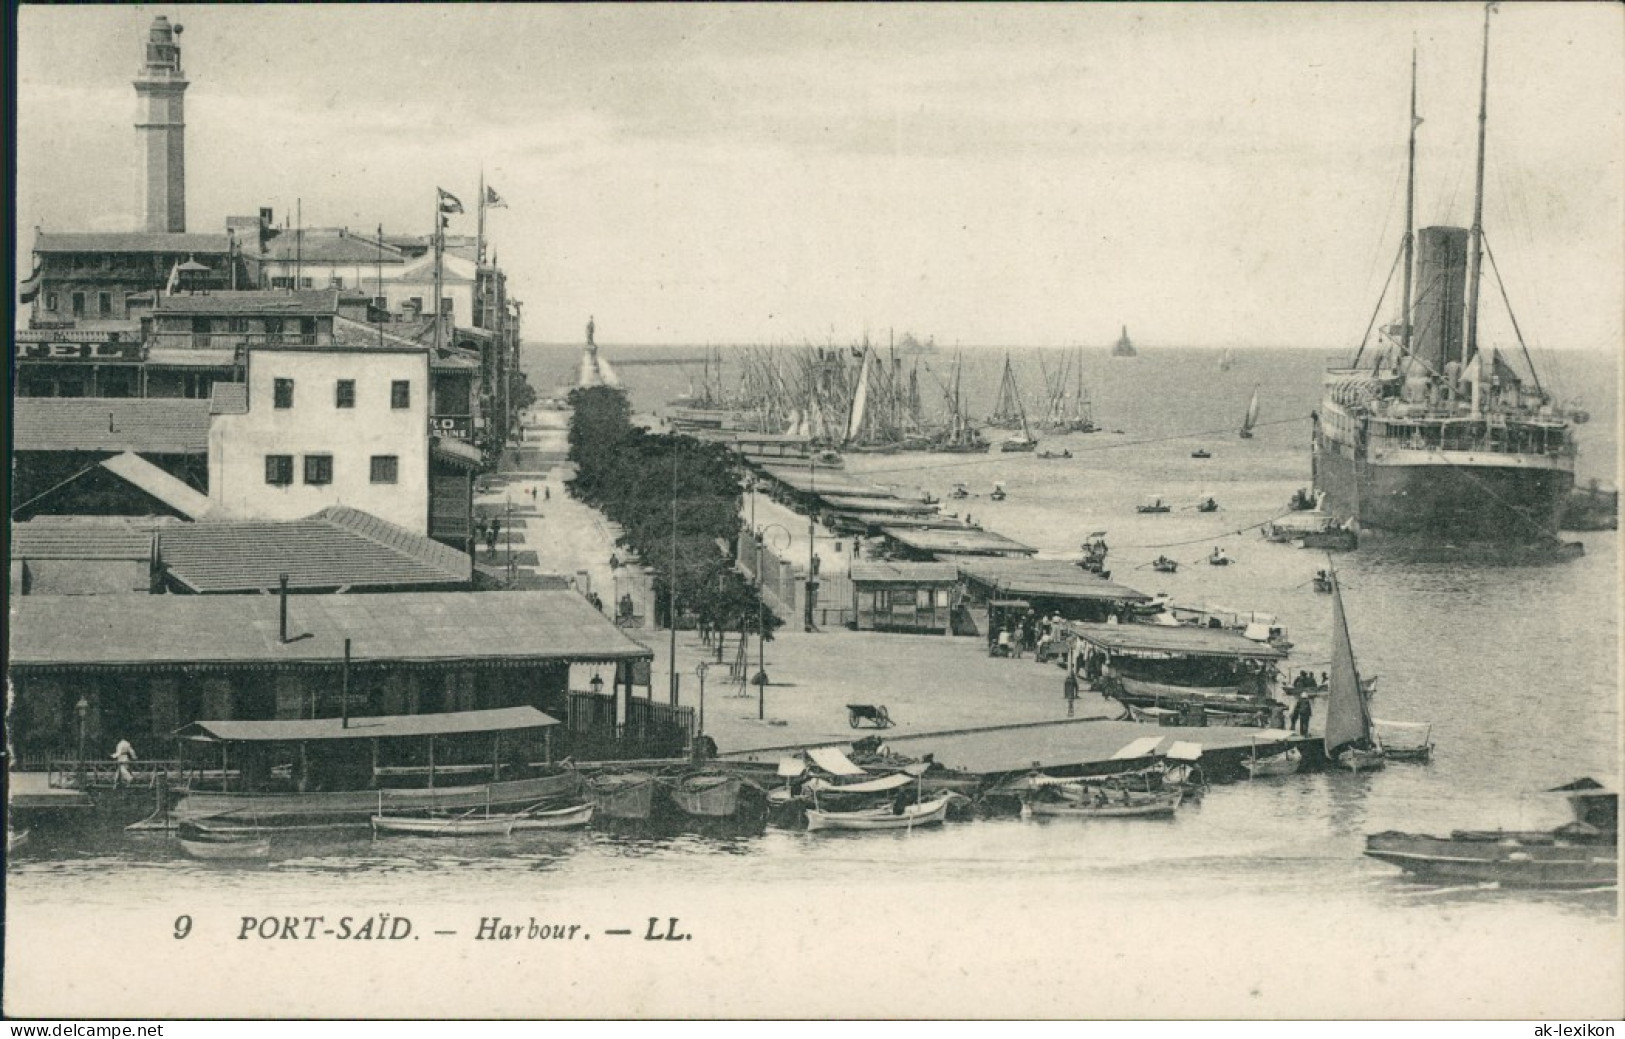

{"left": 694, "top": 661, "right": 709, "bottom": 739}
{"left": 589, "top": 673, "right": 604, "bottom": 698}
{"left": 805, "top": 458, "right": 817, "bottom": 632}
{"left": 75, "top": 695, "right": 89, "bottom": 788}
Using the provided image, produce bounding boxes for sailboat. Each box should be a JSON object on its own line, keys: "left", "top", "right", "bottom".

{"left": 987, "top": 353, "right": 1026, "bottom": 429}
{"left": 1239, "top": 386, "right": 1260, "bottom": 439}
{"left": 1111, "top": 326, "right": 1137, "bottom": 358}
{"left": 1219, "top": 348, "right": 1236, "bottom": 372}
{"left": 1324, "top": 568, "right": 1385, "bottom": 772}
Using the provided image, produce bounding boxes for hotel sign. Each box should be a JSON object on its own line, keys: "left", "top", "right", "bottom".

{"left": 431, "top": 415, "right": 473, "bottom": 439}
{"left": 18, "top": 340, "right": 143, "bottom": 361}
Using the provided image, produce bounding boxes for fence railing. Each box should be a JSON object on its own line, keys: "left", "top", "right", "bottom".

{"left": 565, "top": 691, "right": 694, "bottom": 760}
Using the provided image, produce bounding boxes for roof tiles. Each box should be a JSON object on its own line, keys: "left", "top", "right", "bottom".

{"left": 14, "top": 398, "right": 212, "bottom": 455}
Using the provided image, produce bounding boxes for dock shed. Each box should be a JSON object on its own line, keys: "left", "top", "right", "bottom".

{"left": 848, "top": 562, "right": 961, "bottom": 634}
{"left": 879, "top": 526, "right": 1037, "bottom": 560}
{"left": 953, "top": 557, "right": 1152, "bottom": 622}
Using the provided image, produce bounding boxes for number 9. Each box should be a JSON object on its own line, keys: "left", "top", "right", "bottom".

{"left": 173, "top": 915, "right": 192, "bottom": 940}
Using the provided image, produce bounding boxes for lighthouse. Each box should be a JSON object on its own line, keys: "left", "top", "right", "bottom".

{"left": 133, "top": 15, "right": 189, "bottom": 233}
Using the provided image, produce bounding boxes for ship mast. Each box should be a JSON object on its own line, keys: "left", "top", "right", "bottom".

{"left": 1464, "top": 3, "right": 1494, "bottom": 408}
{"left": 1399, "top": 44, "right": 1418, "bottom": 354}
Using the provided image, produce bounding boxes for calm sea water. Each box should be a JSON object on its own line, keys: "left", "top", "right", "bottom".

{"left": 8, "top": 345, "right": 1619, "bottom": 1018}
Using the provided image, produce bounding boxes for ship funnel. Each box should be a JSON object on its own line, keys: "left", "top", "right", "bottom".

{"left": 1411, "top": 226, "right": 1469, "bottom": 373}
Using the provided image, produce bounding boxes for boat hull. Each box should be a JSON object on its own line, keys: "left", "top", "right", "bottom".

{"left": 1313, "top": 432, "right": 1573, "bottom": 542}
{"left": 170, "top": 772, "right": 584, "bottom": 828}
{"left": 510, "top": 803, "right": 594, "bottom": 831}
{"left": 371, "top": 815, "right": 516, "bottom": 836}
{"left": 179, "top": 836, "right": 270, "bottom": 859}
{"left": 1365, "top": 831, "right": 1618, "bottom": 888}
{"left": 1027, "top": 793, "right": 1181, "bottom": 819}
{"left": 805, "top": 795, "right": 952, "bottom": 832}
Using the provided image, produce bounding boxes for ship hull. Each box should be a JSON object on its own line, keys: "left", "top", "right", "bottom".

{"left": 1314, "top": 433, "right": 1572, "bottom": 542}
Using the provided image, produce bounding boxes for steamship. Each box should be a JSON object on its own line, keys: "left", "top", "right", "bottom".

{"left": 1313, "top": 15, "right": 1576, "bottom": 545}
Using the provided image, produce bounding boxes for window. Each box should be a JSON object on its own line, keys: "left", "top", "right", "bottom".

{"left": 270, "top": 276, "right": 294, "bottom": 290}
{"left": 228, "top": 317, "right": 249, "bottom": 334}
{"left": 300, "top": 277, "right": 313, "bottom": 289}
{"left": 45, "top": 293, "right": 57, "bottom": 311}
{"left": 303, "top": 454, "right": 333, "bottom": 485}
{"left": 391, "top": 380, "right": 411, "bottom": 409}
{"left": 440, "top": 297, "right": 453, "bottom": 315}
{"left": 71, "top": 292, "right": 85, "bottom": 316}
{"left": 372, "top": 296, "right": 388, "bottom": 312}
{"left": 265, "top": 455, "right": 294, "bottom": 486}
{"left": 263, "top": 317, "right": 283, "bottom": 336}
{"left": 370, "top": 455, "right": 399, "bottom": 484}
{"left": 335, "top": 379, "right": 355, "bottom": 409}
{"left": 98, "top": 292, "right": 112, "bottom": 316}
{"left": 274, "top": 378, "right": 294, "bottom": 409}
{"left": 330, "top": 276, "right": 344, "bottom": 289}
{"left": 407, "top": 297, "right": 423, "bottom": 313}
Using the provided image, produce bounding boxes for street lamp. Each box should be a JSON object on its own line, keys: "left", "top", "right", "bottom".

{"left": 75, "top": 695, "right": 89, "bottom": 788}
{"left": 589, "top": 673, "right": 605, "bottom": 698}
{"left": 694, "top": 661, "right": 709, "bottom": 740}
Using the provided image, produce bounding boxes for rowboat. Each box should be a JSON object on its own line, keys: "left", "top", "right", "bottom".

{"left": 1137, "top": 498, "right": 1171, "bottom": 514}
{"left": 1026, "top": 790, "right": 1182, "bottom": 819}
{"left": 371, "top": 813, "right": 518, "bottom": 837}
{"left": 510, "top": 802, "right": 594, "bottom": 832}
{"left": 588, "top": 771, "right": 658, "bottom": 821}
{"left": 804, "top": 793, "right": 953, "bottom": 832}
{"left": 179, "top": 835, "right": 271, "bottom": 859}
{"left": 1245, "top": 746, "right": 1302, "bottom": 779}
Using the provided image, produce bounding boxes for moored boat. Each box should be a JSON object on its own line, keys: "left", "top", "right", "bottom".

{"left": 1365, "top": 779, "right": 1617, "bottom": 889}
{"left": 1025, "top": 789, "right": 1182, "bottom": 819}
{"left": 805, "top": 793, "right": 953, "bottom": 832}
{"left": 1323, "top": 568, "right": 1385, "bottom": 772}
{"left": 588, "top": 771, "right": 658, "bottom": 821}
{"left": 371, "top": 813, "right": 518, "bottom": 837}
{"left": 510, "top": 802, "right": 595, "bottom": 831}
{"left": 179, "top": 834, "right": 271, "bottom": 859}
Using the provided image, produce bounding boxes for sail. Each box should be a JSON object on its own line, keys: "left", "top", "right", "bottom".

{"left": 1324, "top": 573, "right": 1377, "bottom": 757}
{"left": 845, "top": 349, "right": 871, "bottom": 443}
{"left": 990, "top": 354, "right": 1024, "bottom": 426}
{"left": 1242, "top": 388, "right": 1260, "bottom": 433}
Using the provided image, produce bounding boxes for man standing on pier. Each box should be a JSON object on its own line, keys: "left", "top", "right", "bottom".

{"left": 1290, "top": 689, "right": 1313, "bottom": 737}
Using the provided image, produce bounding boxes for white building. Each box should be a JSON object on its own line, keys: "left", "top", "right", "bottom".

{"left": 209, "top": 341, "right": 431, "bottom": 533}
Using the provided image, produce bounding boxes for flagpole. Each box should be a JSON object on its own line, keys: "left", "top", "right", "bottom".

{"left": 433, "top": 190, "right": 444, "bottom": 355}
{"left": 477, "top": 169, "right": 487, "bottom": 268}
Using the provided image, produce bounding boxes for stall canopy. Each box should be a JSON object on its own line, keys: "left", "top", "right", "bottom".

{"left": 175, "top": 706, "right": 559, "bottom": 744}
{"left": 1066, "top": 622, "right": 1286, "bottom": 659}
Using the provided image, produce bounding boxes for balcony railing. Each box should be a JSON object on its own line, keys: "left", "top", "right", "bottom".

{"left": 147, "top": 332, "right": 327, "bottom": 350}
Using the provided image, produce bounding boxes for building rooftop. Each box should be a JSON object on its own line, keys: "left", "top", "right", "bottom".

{"left": 34, "top": 232, "right": 232, "bottom": 255}
{"left": 10, "top": 590, "right": 654, "bottom": 672}
{"left": 101, "top": 452, "right": 228, "bottom": 520}
{"left": 11, "top": 517, "right": 172, "bottom": 560}
{"left": 848, "top": 562, "right": 961, "bottom": 584}
{"left": 255, "top": 229, "right": 407, "bottom": 265}
{"left": 950, "top": 557, "right": 1152, "bottom": 603}
{"left": 156, "top": 506, "right": 472, "bottom": 593}
{"left": 208, "top": 383, "right": 249, "bottom": 415}
{"left": 880, "top": 527, "right": 1038, "bottom": 557}
{"left": 150, "top": 289, "right": 340, "bottom": 316}
{"left": 1065, "top": 622, "right": 1287, "bottom": 660}
{"left": 13, "top": 398, "right": 213, "bottom": 455}
{"left": 760, "top": 465, "right": 898, "bottom": 498}
{"left": 330, "top": 315, "right": 435, "bottom": 354}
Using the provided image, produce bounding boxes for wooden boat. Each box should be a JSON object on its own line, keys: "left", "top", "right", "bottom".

{"left": 1207, "top": 548, "right": 1232, "bottom": 566}
{"left": 587, "top": 771, "right": 657, "bottom": 821}
{"left": 1191, "top": 448, "right": 1212, "bottom": 459}
{"left": 1038, "top": 449, "right": 1073, "bottom": 460}
{"left": 990, "top": 485, "right": 1008, "bottom": 501}
{"left": 1137, "top": 498, "right": 1171, "bottom": 514}
{"left": 950, "top": 483, "right": 969, "bottom": 499}
{"left": 805, "top": 793, "right": 953, "bottom": 832}
{"left": 1312, "top": 569, "right": 1334, "bottom": 593}
{"left": 6, "top": 829, "right": 29, "bottom": 853}
{"left": 1365, "top": 780, "right": 1617, "bottom": 889}
{"left": 1027, "top": 789, "right": 1182, "bottom": 819}
{"left": 179, "top": 834, "right": 271, "bottom": 859}
{"left": 1293, "top": 525, "right": 1358, "bottom": 551}
{"left": 371, "top": 813, "right": 517, "bottom": 837}
{"left": 659, "top": 772, "right": 750, "bottom": 819}
{"left": 1375, "top": 720, "right": 1434, "bottom": 763}
{"left": 1196, "top": 497, "right": 1219, "bottom": 513}
{"left": 1152, "top": 556, "right": 1179, "bottom": 573}
{"left": 510, "top": 802, "right": 594, "bottom": 831}
{"left": 1245, "top": 744, "right": 1302, "bottom": 778}
{"left": 1324, "top": 567, "right": 1385, "bottom": 772}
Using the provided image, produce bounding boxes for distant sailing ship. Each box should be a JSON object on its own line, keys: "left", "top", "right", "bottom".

{"left": 1313, "top": 16, "right": 1576, "bottom": 544}
{"left": 986, "top": 353, "right": 1028, "bottom": 430}
{"left": 1111, "top": 326, "right": 1137, "bottom": 358}
{"left": 1239, "top": 387, "right": 1259, "bottom": 439}
{"left": 1036, "top": 347, "right": 1099, "bottom": 435}
{"left": 1219, "top": 347, "right": 1236, "bottom": 371}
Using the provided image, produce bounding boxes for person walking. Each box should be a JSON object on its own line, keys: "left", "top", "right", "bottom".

{"left": 112, "top": 737, "right": 137, "bottom": 787}
{"left": 1290, "top": 689, "right": 1313, "bottom": 737}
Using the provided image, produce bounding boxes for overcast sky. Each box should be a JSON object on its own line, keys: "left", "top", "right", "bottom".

{"left": 15, "top": 3, "right": 1623, "bottom": 350}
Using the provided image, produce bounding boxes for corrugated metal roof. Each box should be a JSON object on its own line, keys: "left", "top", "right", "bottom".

{"left": 881, "top": 527, "right": 1037, "bottom": 556}
{"left": 849, "top": 562, "right": 961, "bottom": 584}
{"left": 176, "top": 706, "right": 557, "bottom": 743}
{"left": 953, "top": 558, "right": 1152, "bottom": 603}
{"left": 34, "top": 232, "right": 232, "bottom": 255}
{"left": 11, "top": 518, "right": 167, "bottom": 560}
{"left": 100, "top": 453, "right": 225, "bottom": 520}
{"left": 14, "top": 398, "right": 212, "bottom": 454}
{"left": 152, "top": 290, "right": 339, "bottom": 315}
{"left": 257, "top": 230, "right": 407, "bottom": 265}
{"left": 10, "top": 590, "right": 654, "bottom": 670}
{"left": 209, "top": 383, "right": 249, "bottom": 414}
{"left": 1065, "top": 622, "right": 1286, "bottom": 659}
{"left": 157, "top": 506, "right": 471, "bottom": 593}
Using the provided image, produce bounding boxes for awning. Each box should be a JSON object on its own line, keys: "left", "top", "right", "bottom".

{"left": 805, "top": 772, "right": 915, "bottom": 794}
{"left": 175, "top": 706, "right": 559, "bottom": 743}
{"left": 807, "top": 745, "right": 867, "bottom": 776}
{"left": 1165, "top": 741, "right": 1203, "bottom": 762}
{"left": 1110, "top": 736, "right": 1163, "bottom": 760}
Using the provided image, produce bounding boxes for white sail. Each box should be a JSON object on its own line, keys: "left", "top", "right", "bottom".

{"left": 1324, "top": 572, "right": 1378, "bottom": 758}
{"left": 845, "top": 349, "right": 871, "bottom": 444}
{"left": 1242, "top": 387, "right": 1260, "bottom": 433}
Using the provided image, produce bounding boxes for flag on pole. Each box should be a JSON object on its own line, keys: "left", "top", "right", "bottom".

{"left": 438, "top": 188, "right": 465, "bottom": 214}
{"left": 485, "top": 186, "right": 507, "bottom": 209}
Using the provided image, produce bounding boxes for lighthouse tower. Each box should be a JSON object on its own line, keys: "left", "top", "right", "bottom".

{"left": 133, "top": 15, "right": 189, "bottom": 233}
